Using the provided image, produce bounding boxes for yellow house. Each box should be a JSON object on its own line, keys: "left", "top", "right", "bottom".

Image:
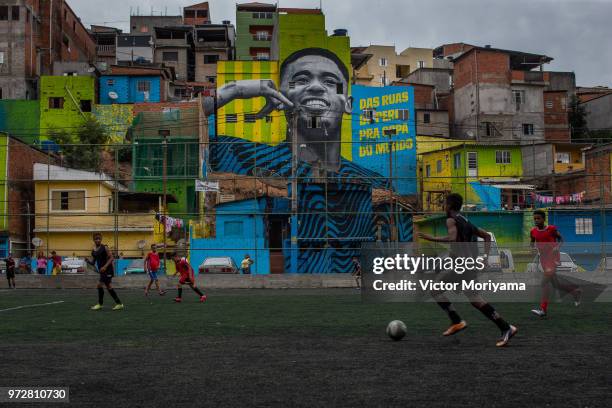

{"left": 33, "top": 163, "right": 175, "bottom": 258}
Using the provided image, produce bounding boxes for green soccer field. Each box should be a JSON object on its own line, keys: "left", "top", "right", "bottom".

{"left": 1, "top": 289, "right": 610, "bottom": 407}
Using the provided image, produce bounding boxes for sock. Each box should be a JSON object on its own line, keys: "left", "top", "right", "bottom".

{"left": 177, "top": 287, "right": 183, "bottom": 298}
{"left": 98, "top": 287, "right": 104, "bottom": 305}
{"left": 192, "top": 286, "right": 204, "bottom": 297}
{"left": 437, "top": 301, "right": 462, "bottom": 324}
{"left": 474, "top": 302, "right": 510, "bottom": 332}
{"left": 108, "top": 289, "right": 121, "bottom": 304}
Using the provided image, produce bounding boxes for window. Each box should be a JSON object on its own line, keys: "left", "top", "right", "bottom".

{"left": 184, "top": 10, "right": 195, "bottom": 18}
{"left": 423, "top": 112, "right": 431, "bottom": 124}
{"left": 256, "top": 31, "right": 270, "bottom": 41}
{"left": 51, "top": 191, "right": 85, "bottom": 211}
{"left": 467, "top": 152, "right": 478, "bottom": 177}
{"left": 137, "top": 81, "right": 150, "bottom": 92}
{"left": 256, "top": 52, "right": 270, "bottom": 61}
{"left": 0, "top": 88, "right": 3, "bottom": 99}
{"left": 575, "top": 218, "right": 593, "bottom": 235}
{"left": 266, "top": 12, "right": 273, "bottom": 19}
{"left": 453, "top": 153, "right": 461, "bottom": 170}
{"left": 362, "top": 109, "right": 374, "bottom": 122}
{"left": 484, "top": 122, "right": 493, "bottom": 137}
{"left": 522, "top": 123, "right": 534, "bottom": 136}
{"left": 265, "top": 116, "right": 272, "bottom": 123}
{"left": 162, "top": 51, "right": 178, "bottom": 62}
{"left": 495, "top": 150, "right": 511, "bottom": 164}
{"left": 252, "top": 12, "right": 272, "bottom": 19}
{"left": 197, "top": 10, "right": 208, "bottom": 18}
{"left": 225, "top": 221, "right": 244, "bottom": 237}
{"left": 556, "top": 152, "right": 571, "bottom": 164}
{"left": 398, "top": 109, "right": 409, "bottom": 121}
{"left": 0, "top": 51, "right": 4, "bottom": 64}
{"left": 206, "top": 76, "right": 216, "bottom": 84}
{"left": 0, "top": 6, "right": 8, "bottom": 20}
{"left": 417, "top": 60, "right": 425, "bottom": 69}
{"left": 244, "top": 113, "right": 257, "bottom": 123}
{"left": 546, "top": 100, "right": 554, "bottom": 109}
{"left": 80, "top": 100, "right": 92, "bottom": 112}
{"left": 436, "top": 160, "right": 442, "bottom": 173}
{"left": 425, "top": 165, "right": 431, "bottom": 178}
{"left": 11, "top": 5, "right": 19, "bottom": 20}
{"left": 513, "top": 90, "right": 525, "bottom": 110}
{"left": 225, "top": 114, "right": 237, "bottom": 123}
{"left": 379, "top": 58, "right": 388, "bottom": 67}
{"left": 307, "top": 116, "right": 322, "bottom": 129}
{"left": 204, "top": 54, "right": 219, "bottom": 64}
{"left": 381, "top": 76, "right": 388, "bottom": 86}
{"left": 72, "top": 20, "right": 76, "bottom": 31}
{"left": 48, "top": 97, "right": 64, "bottom": 109}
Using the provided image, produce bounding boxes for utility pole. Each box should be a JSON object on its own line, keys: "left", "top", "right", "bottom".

{"left": 114, "top": 146, "right": 119, "bottom": 258}
{"left": 162, "top": 134, "right": 168, "bottom": 272}
{"left": 384, "top": 128, "right": 397, "bottom": 242}
{"left": 290, "top": 111, "right": 298, "bottom": 273}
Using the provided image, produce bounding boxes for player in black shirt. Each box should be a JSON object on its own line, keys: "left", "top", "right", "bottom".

{"left": 5, "top": 253, "right": 16, "bottom": 288}
{"left": 89, "top": 233, "right": 123, "bottom": 311}
{"left": 418, "top": 193, "right": 517, "bottom": 347}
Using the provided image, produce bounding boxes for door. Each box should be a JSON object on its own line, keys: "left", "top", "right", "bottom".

{"left": 467, "top": 152, "right": 478, "bottom": 177}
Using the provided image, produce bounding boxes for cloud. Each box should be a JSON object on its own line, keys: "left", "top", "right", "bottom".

{"left": 69, "top": 0, "right": 611, "bottom": 86}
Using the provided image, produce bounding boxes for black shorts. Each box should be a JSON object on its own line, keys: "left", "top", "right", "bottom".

{"left": 6, "top": 270, "right": 15, "bottom": 279}
{"left": 99, "top": 273, "right": 114, "bottom": 285}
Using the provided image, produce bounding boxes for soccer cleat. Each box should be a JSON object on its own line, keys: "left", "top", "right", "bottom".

{"left": 112, "top": 304, "right": 124, "bottom": 311}
{"left": 90, "top": 304, "right": 103, "bottom": 311}
{"left": 531, "top": 308, "right": 547, "bottom": 317}
{"left": 496, "top": 325, "right": 518, "bottom": 347}
{"left": 174, "top": 297, "right": 182, "bottom": 303}
{"left": 200, "top": 295, "right": 207, "bottom": 303}
{"left": 573, "top": 289, "right": 582, "bottom": 307}
{"left": 442, "top": 320, "right": 467, "bottom": 336}
{"left": 159, "top": 290, "right": 166, "bottom": 296}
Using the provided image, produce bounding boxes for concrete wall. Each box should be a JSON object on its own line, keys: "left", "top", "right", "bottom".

{"left": 584, "top": 93, "right": 612, "bottom": 130}
{"left": 153, "top": 47, "right": 188, "bottom": 80}
{"left": 129, "top": 16, "right": 182, "bottom": 35}
{"left": 521, "top": 143, "right": 553, "bottom": 177}
{"left": 405, "top": 68, "right": 453, "bottom": 93}
{"left": 416, "top": 110, "right": 449, "bottom": 137}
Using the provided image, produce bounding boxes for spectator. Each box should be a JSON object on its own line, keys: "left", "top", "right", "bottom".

{"left": 240, "top": 254, "right": 254, "bottom": 275}
{"left": 50, "top": 251, "right": 62, "bottom": 276}
{"left": 5, "top": 253, "right": 16, "bottom": 288}
{"left": 36, "top": 251, "right": 48, "bottom": 275}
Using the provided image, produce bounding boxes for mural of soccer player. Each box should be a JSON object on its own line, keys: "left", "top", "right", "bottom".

{"left": 214, "top": 48, "right": 352, "bottom": 173}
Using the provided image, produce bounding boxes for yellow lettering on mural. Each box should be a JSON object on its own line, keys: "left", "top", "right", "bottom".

{"left": 380, "top": 92, "right": 411, "bottom": 107}
{"left": 359, "top": 128, "right": 380, "bottom": 141}
{"left": 359, "top": 97, "right": 380, "bottom": 110}
{"left": 359, "top": 145, "right": 373, "bottom": 157}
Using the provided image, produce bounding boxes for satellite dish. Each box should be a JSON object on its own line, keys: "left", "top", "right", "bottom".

{"left": 32, "top": 237, "right": 43, "bottom": 247}
{"left": 87, "top": 66, "right": 96, "bottom": 73}
{"left": 137, "top": 240, "right": 147, "bottom": 250}
{"left": 466, "top": 130, "right": 475, "bottom": 138}
{"left": 108, "top": 91, "right": 119, "bottom": 100}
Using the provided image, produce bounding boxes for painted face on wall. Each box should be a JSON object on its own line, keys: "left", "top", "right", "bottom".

{"left": 280, "top": 53, "right": 351, "bottom": 171}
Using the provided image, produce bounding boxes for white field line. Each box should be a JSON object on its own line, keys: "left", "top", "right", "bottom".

{"left": 0, "top": 300, "right": 65, "bottom": 313}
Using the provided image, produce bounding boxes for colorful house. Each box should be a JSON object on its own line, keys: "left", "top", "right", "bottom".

{"left": 32, "top": 163, "right": 172, "bottom": 258}
{"left": 0, "top": 100, "right": 40, "bottom": 145}
{"left": 420, "top": 143, "right": 525, "bottom": 211}
{"left": 39, "top": 75, "right": 96, "bottom": 139}
{"left": 99, "top": 65, "right": 173, "bottom": 104}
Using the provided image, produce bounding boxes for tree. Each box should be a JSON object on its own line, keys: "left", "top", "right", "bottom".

{"left": 568, "top": 94, "right": 588, "bottom": 140}
{"left": 49, "top": 117, "right": 110, "bottom": 171}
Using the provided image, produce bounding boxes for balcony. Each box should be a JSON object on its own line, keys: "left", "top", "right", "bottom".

{"left": 96, "top": 44, "right": 116, "bottom": 57}
{"left": 252, "top": 34, "right": 272, "bottom": 42}
{"left": 511, "top": 70, "right": 548, "bottom": 85}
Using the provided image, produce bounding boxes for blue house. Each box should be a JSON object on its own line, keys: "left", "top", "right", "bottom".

{"left": 548, "top": 208, "right": 612, "bottom": 270}
{"left": 190, "top": 198, "right": 271, "bottom": 275}
{"left": 99, "top": 66, "right": 172, "bottom": 104}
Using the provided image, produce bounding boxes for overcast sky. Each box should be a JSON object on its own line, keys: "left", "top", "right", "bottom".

{"left": 71, "top": 0, "right": 612, "bottom": 87}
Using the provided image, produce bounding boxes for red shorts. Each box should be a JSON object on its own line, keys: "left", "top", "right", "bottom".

{"left": 179, "top": 275, "right": 194, "bottom": 285}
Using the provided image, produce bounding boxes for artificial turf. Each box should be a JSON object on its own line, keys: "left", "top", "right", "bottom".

{"left": 0, "top": 288, "right": 610, "bottom": 407}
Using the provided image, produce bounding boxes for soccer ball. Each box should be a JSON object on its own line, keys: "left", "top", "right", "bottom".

{"left": 386, "top": 320, "right": 407, "bottom": 341}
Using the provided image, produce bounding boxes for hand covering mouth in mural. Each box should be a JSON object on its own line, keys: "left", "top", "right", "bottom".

{"left": 215, "top": 48, "right": 353, "bottom": 174}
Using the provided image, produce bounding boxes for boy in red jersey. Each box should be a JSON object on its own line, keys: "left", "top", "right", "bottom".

{"left": 144, "top": 244, "right": 165, "bottom": 296}
{"left": 530, "top": 210, "right": 581, "bottom": 317}
{"left": 172, "top": 254, "right": 206, "bottom": 303}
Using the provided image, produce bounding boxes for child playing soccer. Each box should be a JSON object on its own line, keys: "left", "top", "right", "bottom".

{"left": 89, "top": 233, "right": 124, "bottom": 311}
{"left": 530, "top": 210, "right": 581, "bottom": 317}
{"left": 173, "top": 254, "right": 207, "bottom": 303}
{"left": 144, "top": 244, "right": 165, "bottom": 296}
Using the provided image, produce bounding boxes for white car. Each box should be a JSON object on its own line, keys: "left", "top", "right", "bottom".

{"left": 477, "top": 233, "right": 512, "bottom": 272}
{"left": 527, "top": 252, "right": 579, "bottom": 274}
{"left": 199, "top": 257, "right": 239, "bottom": 274}
{"left": 61, "top": 257, "right": 89, "bottom": 274}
